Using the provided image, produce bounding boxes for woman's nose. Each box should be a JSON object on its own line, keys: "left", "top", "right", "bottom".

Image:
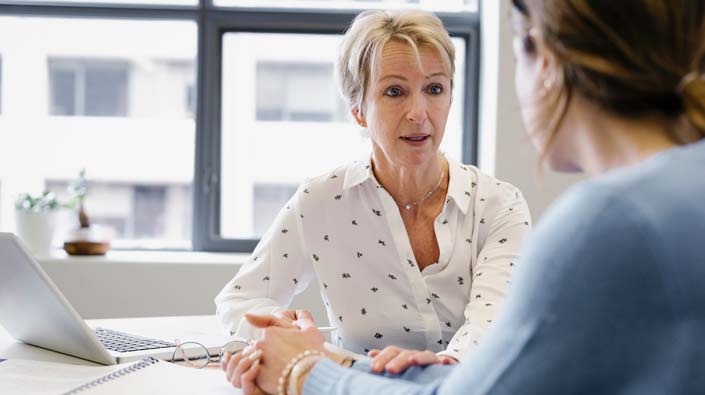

{"left": 405, "top": 94, "right": 429, "bottom": 124}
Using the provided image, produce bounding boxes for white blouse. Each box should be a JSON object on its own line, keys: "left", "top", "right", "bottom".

{"left": 215, "top": 155, "right": 531, "bottom": 360}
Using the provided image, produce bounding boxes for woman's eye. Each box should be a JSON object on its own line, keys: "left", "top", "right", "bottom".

{"left": 385, "top": 87, "right": 403, "bottom": 97}
{"left": 428, "top": 84, "right": 443, "bottom": 95}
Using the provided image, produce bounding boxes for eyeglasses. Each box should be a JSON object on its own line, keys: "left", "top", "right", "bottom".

{"left": 170, "top": 339, "right": 250, "bottom": 369}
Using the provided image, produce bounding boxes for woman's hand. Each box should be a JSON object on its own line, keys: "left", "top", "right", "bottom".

{"left": 221, "top": 346, "right": 266, "bottom": 395}
{"left": 222, "top": 313, "right": 296, "bottom": 395}
{"left": 368, "top": 346, "right": 458, "bottom": 374}
{"left": 249, "top": 312, "right": 328, "bottom": 394}
{"left": 222, "top": 311, "right": 331, "bottom": 395}
{"left": 273, "top": 309, "right": 310, "bottom": 325}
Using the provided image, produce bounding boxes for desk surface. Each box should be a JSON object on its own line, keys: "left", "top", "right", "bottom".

{"left": 0, "top": 315, "right": 227, "bottom": 366}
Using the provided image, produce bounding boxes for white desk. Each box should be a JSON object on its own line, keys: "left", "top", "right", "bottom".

{"left": 0, "top": 315, "right": 228, "bottom": 366}
{"left": 0, "top": 316, "right": 241, "bottom": 395}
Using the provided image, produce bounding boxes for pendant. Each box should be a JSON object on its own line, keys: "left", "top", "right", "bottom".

{"left": 405, "top": 204, "right": 412, "bottom": 210}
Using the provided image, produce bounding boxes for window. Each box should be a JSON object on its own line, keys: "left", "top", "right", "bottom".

{"left": 15, "top": 0, "right": 196, "bottom": 5}
{"left": 252, "top": 183, "right": 299, "bottom": 235}
{"left": 256, "top": 62, "right": 346, "bottom": 123}
{"left": 46, "top": 180, "right": 192, "bottom": 248}
{"left": 49, "top": 59, "right": 130, "bottom": 117}
{"left": 214, "top": 0, "right": 477, "bottom": 12}
{"left": 0, "top": 15, "right": 196, "bottom": 249}
{"left": 1, "top": 2, "right": 479, "bottom": 252}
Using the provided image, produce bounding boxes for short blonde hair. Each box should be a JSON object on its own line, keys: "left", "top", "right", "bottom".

{"left": 337, "top": 10, "right": 455, "bottom": 114}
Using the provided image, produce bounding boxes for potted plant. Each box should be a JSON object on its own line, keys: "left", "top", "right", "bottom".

{"left": 14, "top": 191, "right": 63, "bottom": 257}
{"left": 63, "top": 169, "right": 113, "bottom": 256}
{"left": 14, "top": 169, "right": 112, "bottom": 257}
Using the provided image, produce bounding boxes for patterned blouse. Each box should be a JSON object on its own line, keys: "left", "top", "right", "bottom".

{"left": 215, "top": 155, "right": 531, "bottom": 360}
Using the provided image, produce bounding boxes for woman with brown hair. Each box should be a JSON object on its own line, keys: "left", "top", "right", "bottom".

{"left": 222, "top": 1, "right": 705, "bottom": 393}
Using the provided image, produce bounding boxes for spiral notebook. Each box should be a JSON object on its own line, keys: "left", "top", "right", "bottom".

{"left": 61, "top": 357, "right": 237, "bottom": 395}
{"left": 0, "top": 357, "right": 237, "bottom": 395}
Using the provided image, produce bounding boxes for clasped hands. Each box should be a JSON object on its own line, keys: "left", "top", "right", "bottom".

{"left": 221, "top": 310, "right": 457, "bottom": 395}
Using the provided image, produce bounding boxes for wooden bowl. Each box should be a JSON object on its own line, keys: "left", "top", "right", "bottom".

{"left": 63, "top": 241, "right": 111, "bottom": 256}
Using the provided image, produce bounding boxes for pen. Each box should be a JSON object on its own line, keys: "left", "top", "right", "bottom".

{"left": 317, "top": 326, "right": 336, "bottom": 333}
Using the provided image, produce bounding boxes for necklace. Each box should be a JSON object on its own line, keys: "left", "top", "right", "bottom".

{"left": 401, "top": 171, "right": 444, "bottom": 211}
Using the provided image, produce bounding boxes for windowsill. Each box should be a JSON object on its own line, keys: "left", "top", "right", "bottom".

{"left": 37, "top": 249, "right": 250, "bottom": 266}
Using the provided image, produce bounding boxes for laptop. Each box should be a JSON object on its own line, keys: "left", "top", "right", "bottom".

{"left": 0, "top": 232, "right": 226, "bottom": 365}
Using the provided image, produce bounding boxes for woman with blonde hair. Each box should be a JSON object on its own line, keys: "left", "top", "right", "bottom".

{"left": 222, "top": 0, "right": 705, "bottom": 394}
{"left": 215, "top": 8, "right": 530, "bottom": 370}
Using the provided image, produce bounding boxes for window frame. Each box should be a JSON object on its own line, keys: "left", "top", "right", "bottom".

{"left": 0, "top": 0, "right": 481, "bottom": 252}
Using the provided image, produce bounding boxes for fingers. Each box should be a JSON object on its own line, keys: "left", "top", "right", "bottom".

{"left": 226, "top": 346, "right": 259, "bottom": 388}
{"left": 224, "top": 349, "right": 245, "bottom": 376}
{"left": 241, "top": 359, "right": 262, "bottom": 395}
{"left": 293, "top": 313, "right": 316, "bottom": 331}
{"left": 370, "top": 346, "right": 401, "bottom": 372}
{"left": 231, "top": 354, "right": 251, "bottom": 388}
{"left": 408, "top": 351, "right": 441, "bottom": 366}
{"left": 221, "top": 352, "right": 232, "bottom": 371}
{"left": 368, "top": 349, "right": 381, "bottom": 357}
{"left": 370, "top": 348, "right": 447, "bottom": 375}
{"left": 382, "top": 350, "right": 416, "bottom": 374}
{"left": 439, "top": 356, "right": 458, "bottom": 365}
{"left": 225, "top": 350, "right": 246, "bottom": 387}
{"left": 245, "top": 313, "right": 296, "bottom": 329}
{"left": 274, "top": 309, "right": 298, "bottom": 322}
{"left": 294, "top": 309, "right": 313, "bottom": 321}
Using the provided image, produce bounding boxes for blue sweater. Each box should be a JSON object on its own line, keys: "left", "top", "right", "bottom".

{"left": 304, "top": 140, "right": 705, "bottom": 394}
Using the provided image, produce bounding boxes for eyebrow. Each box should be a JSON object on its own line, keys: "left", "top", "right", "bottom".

{"left": 379, "top": 72, "right": 448, "bottom": 81}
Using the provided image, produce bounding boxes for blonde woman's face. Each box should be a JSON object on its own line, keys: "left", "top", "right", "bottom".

{"left": 355, "top": 41, "right": 451, "bottom": 168}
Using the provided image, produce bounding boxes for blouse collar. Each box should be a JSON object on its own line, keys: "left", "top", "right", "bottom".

{"left": 343, "top": 154, "right": 473, "bottom": 215}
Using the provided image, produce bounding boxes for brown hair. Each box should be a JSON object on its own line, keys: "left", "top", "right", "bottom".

{"left": 512, "top": 0, "right": 705, "bottom": 156}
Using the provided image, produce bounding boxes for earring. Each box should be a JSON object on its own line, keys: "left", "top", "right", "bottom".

{"left": 543, "top": 77, "right": 553, "bottom": 89}
{"left": 539, "top": 76, "right": 555, "bottom": 96}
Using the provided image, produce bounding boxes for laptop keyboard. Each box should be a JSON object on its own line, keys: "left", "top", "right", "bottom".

{"left": 93, "top": 328, "right": 176, "bottom": 353}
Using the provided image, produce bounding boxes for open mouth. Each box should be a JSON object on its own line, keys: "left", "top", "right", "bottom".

{"left": 400, "top": 135, "right": 431, "bottom": 142}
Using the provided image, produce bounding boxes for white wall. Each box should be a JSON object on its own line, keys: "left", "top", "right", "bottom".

{"left": 40, "top": 254, "right": 328, "bottom": 325}
{"left": 478, "top": 0, "right": 584, "bottom": 220}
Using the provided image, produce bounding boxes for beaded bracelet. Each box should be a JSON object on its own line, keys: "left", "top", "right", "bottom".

{"left": 286, "top": 353, "right": 324, "bottom": 395}
{"left": 277, "top": 350, "right": 325, "bottom": 395}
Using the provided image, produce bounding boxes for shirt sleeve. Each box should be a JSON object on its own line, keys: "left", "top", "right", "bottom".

{"left": 214, "top": 185, "right": 315, "bottom": 339}
{"left": 440, "top": 183, "right": 532, "bottom": 360}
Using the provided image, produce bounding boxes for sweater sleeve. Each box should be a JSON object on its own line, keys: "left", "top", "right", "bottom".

{"left": 214, "top": 186, "right": 315, "bottom": 339}
{"left": 350, "top": 358, "right": 455, "bottom": 385}
{"left": 305, "top": 359, "right": 445, "bottom": 395}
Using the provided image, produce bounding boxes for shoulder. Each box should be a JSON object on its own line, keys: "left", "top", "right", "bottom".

{"left": 481, "top": 175, "right": 525, "bottom": 205}
{"left": 526, "top": 179, "right": 659, "bottom": 275}
{"left": 295, "top": 162, "right": 353, "bottom": 206}
{"left": 536, "top": 178, "right": 641, "bottom": 236}
{"left": 451, "top": 159, "right": 527, "bottom": 207}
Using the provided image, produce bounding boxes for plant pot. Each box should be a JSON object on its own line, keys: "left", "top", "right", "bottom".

{"left": 63, "top": 225, "right": 114, "bottom": 256}
{"left": 14, "top": 210, "right": 59, "bottom": 257}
